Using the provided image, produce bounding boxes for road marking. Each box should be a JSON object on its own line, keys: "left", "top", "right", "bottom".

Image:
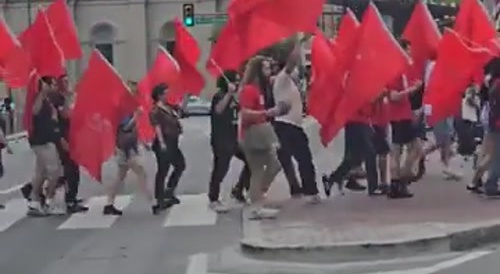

{"left": 186, "top": 253, "right": 207, "bottom": 274}
{"left": 57, "top": 195, "right": 132, "bottom": 230}
{"left": 366, "top": 251, "right": 492, "bottom": 274}
{"left": 164, "top": 194, "right": 216, "bottom": 227}
{"left": 0, "top": 184, "right": 23, "bottom": 195}
{"left": 0, "top": 199, "right": 26, "bottom": 232}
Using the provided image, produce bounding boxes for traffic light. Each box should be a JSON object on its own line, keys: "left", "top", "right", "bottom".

{"left": 183, "top": 3, "right": 195, "bottom": 27}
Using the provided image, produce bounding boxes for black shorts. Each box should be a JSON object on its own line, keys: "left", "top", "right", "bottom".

{"left": 391, "top": 120, "right": 418, "bottom": 145}
{"left": 372, "top": 125, "right": 390, "bottom": 155}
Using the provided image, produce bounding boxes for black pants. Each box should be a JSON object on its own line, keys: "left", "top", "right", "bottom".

{"left": 60, "top": 150, "right": 80, "bottom": 204}
{"left": 327, "top": 122, "right": 378, "bottom": 193}
{"left": 273, "top": 121, "right": 319, "bottom": 196}
{"left": 208, "top": 143, "right": 250, "bottom": 202}
{"left": 152, "top": 137, "right": 186, "bottom": 200}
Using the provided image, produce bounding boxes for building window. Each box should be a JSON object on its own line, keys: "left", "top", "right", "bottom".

{"left": 160, "top": 40, "right": 175, "bottom": 55}
{"left": 95, "top": 43, "right": 113, "bottom": 64}
{"left": 90, "top": 22, "right": 116, "bottom": 65}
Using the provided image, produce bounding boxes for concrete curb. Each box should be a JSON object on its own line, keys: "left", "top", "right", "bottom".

{"left": 239, "top": 219, "right": 500, "bottom": 263}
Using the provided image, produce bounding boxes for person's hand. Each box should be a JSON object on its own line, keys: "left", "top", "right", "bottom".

{"left": 265, "top": 108, "right": 280, "bottom": 118}
{"left": 135, "top": 106, "right": 144, "bottom": 116}
{"left": 228, "top": 83, "right": 237, "bottom": 94}
{"left": 160, "top": 142, "right": 167, "bottom": 151}
{"left": 412, "top": 80, "right": 423, "bottom": 90}
{"left": 60, "top": 139, "right": 69, "bottom": 151}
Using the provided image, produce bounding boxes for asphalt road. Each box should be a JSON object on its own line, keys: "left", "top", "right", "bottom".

{"left": 2, "top": 116, "right": 500, "bottom": 274}
{"left": 0, "top": 116, "right": 245, "bottom": 274}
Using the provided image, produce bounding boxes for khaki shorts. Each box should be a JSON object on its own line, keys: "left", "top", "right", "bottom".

{"left": 32, "top": 143, "right": 62, "bottom": 182}
{"left": 116, "top": 148, "right": 143, "bottom": 171}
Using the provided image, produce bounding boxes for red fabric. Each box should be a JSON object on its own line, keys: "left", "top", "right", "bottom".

{"left": 333, "top": 9, "right": 360, "bottom": 73}
{"left": 371, "top": 100, "right": 390, "bottom": 126}
{"left": 402, "top": 0, "right": 441, "bottom": 79}
{"left": 0, "top": 17, "right": 30, "bottom": 88}
{"left": 238, "top": 84, "right": 266, "bottom": 137}
{"left": 46, "top": 0, "right": 82, "bottom": 60}
{"left": 348, "top": 104, "right": 372, "bottom": 124}
{"left": 318, "top": 9, "right": 361, "bottom": 144}
{"left": 454, "top": 0, "right": 497, "bottom": 50}
{"left": 169, "top": 19, "right": 205, "bottom": 105}
{"left": 22, "top": 73, "right": 39, "bottom": 136}
{"left": 207, "top": 0, "right": 324, "bottom": 77}
{"left": 332, "top": 3, "right": 409, "bottom": 133}
{"left": 70, "top": 50, "right": 136, "bottom": 182}
{"left": 19, "top": 9, "right": 65, "bottom": 77}
{"left": 137, "top": 46, "right": 180, "bottom": 142}
{"left": 388, "top": 75, "right": 413, "bottom": 121}
{"left": 307, "top": 32, "right": 342, "bottom": 146}
{"left": 424, "top": 29, "right": 493, "bottom": 126}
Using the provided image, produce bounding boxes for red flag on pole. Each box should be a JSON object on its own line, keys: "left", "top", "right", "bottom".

{"left": 0, "top": 17, "right": 30, "bottom": 88}
{"left": 169, "top": 18, "right": 205, "bottom": 104}
{"left": 402, "top": 0, "right": 441, "bottom": 77}
{"left": 333, "top": 3, "right": 409, "bottom": 130}
{"left": 424, "top": 29, "right": 493, "bottom": 126}
{"left": 46, "top": 0, "right": 83, "bottom": 60}
{"left": 70, "top": 50, "right": 135, "bottom": 182}
{"left": 19, "top": 9, "right": 65, "bottom": 77}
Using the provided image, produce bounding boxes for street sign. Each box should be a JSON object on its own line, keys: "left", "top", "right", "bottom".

{"left": 195, "top": 13, "right": 228, "bottom": 25}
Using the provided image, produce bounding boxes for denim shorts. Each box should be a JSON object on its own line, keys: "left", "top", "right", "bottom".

{"left": 433, "top": 117, "right": 454, "bottom": 146}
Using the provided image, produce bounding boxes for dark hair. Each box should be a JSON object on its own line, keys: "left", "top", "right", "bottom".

{"left": 217, "top": 71, "right": 238, "bottom": 93}
{"left": 38, "top": 76, "right": 55, "bottom": 92}
{"left": 151, "top": 84, "right": 167, "bottom": 102}
{"left": 241, "top": 56, "right": 270, "bottom": 94}
{"left": 400, "top": 39, "right": 411, "bottom": 50}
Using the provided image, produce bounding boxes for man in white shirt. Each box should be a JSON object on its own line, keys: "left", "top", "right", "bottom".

{"left": 271, "top": 37, "right": 320, "bottom": 204}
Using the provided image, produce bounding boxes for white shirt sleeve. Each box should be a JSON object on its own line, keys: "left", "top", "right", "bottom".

{"left": 272, "top": 71, "right": 291, "bottom": 104}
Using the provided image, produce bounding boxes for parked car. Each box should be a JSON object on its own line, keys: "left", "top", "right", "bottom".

{"left": 183, "top": 95, "right": 211, "bottom": 116}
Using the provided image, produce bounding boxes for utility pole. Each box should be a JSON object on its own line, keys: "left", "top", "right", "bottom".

{"left": 27, "top": 0, "right": 32, "bottom": 24}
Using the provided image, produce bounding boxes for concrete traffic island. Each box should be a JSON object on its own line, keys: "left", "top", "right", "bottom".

{"left": 239, "top": 149, "right": 500, "bottom": 263}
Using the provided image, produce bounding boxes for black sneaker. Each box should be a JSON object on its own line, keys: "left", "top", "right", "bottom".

{"left": 165, "top": 190, "right": 181, "bottom": 205}
{"left": 484, "top": 190, "right": 500, "bottom": 198}
{"left": 21, "top": 184, "right": 32, "bottom": 201}
{"left": 231, "top": 188, "right": 246, "bottom": 203}
{"left": 0, "top": 204, "right": 4, "bottom": 210}
{"left": 345, "top": 178, "right": 366, "bottom": 192}
{"left": 103, "top": 204, "right": 123, "bottom": 216}
{"left": 67, "top": 203, "right": 89, "bottom": 214}
{"left": 322, "top": 175, "right": 333, "bottom": 197}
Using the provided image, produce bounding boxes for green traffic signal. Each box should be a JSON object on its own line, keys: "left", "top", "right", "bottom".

{"left": 184, "top": 17, "right": 194, "bottom": 26}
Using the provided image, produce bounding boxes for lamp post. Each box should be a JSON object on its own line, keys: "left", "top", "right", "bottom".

{"left": 27, "top": 0, "right": 32, "bottom": 24}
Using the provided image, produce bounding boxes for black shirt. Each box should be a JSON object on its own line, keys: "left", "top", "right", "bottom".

{"left": 48, "top": 92, "right": 70, "bottom": 138}
{"left": 210, "top": 91, "right": 238, "bottom": 147}
{"left": 28, "top": 98, "right": 61, "bottom": 146}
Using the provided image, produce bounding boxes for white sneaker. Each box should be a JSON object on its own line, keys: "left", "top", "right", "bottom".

{"left": 27, "top": 201, "right": 47, "bottom": 217}
{"left": 248, "top": 207, "right": 278, "bottom": 220}
{"left": 45, "top": 203, "right": 66, "bottom": 216}
{"left": 305, "top": 194, "right": 322, "bottom": 205}
{"left": 209, "top": 201, "right": 230, "bottom": 213}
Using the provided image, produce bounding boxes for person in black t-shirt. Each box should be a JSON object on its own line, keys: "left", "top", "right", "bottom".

{"left": 26, "top": 76, "right": 65, "bottom": 217}
{"left": 208, "top": 71, "right": 250, "bottom": 211}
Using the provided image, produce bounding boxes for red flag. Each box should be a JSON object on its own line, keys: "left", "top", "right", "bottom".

{"left": 169, "top": 18, "right": 205, "bottom": 104}
{"left": 228, "top": 0, "right": 324, "bottom": 34}
{"left": 333, "top": 8, "right": 360, "bottom": 72}
{"left": 307, "top": 33, "right": 342, "bottom": 146}
{"left": 0, "top": 17, "right": 30, "bottom": 88}
{"left": 424, "top": 29, "right": 493, "bottom": 126}
{"left": 19, "top": 9, "right": 65, "bottom": 77}
{"left": 136, "top": 46, "right": 180, "bottom": 142}
{"left": 402, "top": 0, "right": 441, "bottom": 77}
{"left": 454, "top": 0, "right": 497, "bottom": 49}
{"left": 208, "top": 0, "right": 324, "bottom": 76}
{"left": 46, "top": 0, "right": 83, "bottom": 60}
{"left": 70, "top": 50, "right": 135, "bottom": 182}
{"left": 333, "top": 3, "right": 409, "bottom": 130}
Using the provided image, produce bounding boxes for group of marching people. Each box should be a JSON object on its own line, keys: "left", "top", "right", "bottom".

{"left": 6, "top": 76, "right": 185, "bottom": 216}
{"left": 1, "top": 36, "right": 500, "bottom": 221}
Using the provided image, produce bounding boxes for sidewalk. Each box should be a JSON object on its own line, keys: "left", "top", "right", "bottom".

{"left": 240, "top": 127, "right": 500, "bottom": 262}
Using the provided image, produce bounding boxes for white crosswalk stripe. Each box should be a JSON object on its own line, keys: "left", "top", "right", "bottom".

{"left": 164, "top": 194, "right": 217, "bottom": 227}
{"left": 57, "top": 195, "right": 132, "bottom": 230}
{"left": 0, "top": 193, "right": 229, "bottom": 233}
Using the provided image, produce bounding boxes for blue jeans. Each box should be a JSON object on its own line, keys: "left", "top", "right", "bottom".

{"left": 485, "top": 132, "right": 500, "bottom": 194}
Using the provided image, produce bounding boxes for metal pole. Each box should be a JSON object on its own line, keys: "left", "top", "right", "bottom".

{"left": 27, "top": 0, "right": 32, "bottom": 24}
